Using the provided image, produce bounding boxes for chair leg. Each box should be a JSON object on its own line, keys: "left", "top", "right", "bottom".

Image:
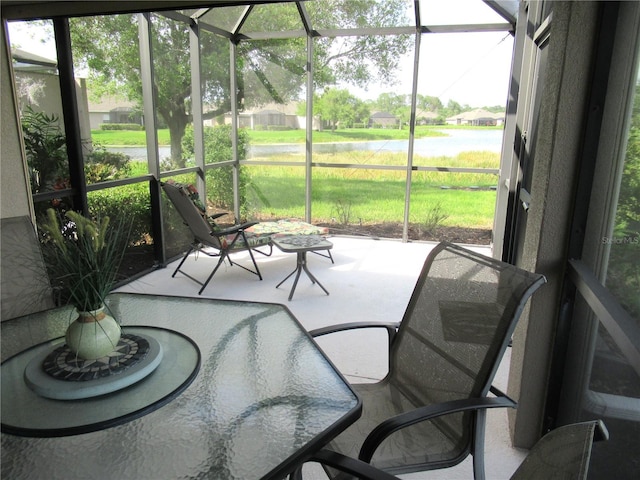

{"left": 248, "top": 249, "right": 263, "bottom": 280}
{"left": 227, "top": 232, "right": 263, "bottom": 280}
{"left": 172, "top": 246, "right": 194, "bottom": 278}
{"left": 198, "top": 253, "right": 228, "bottom": 295}
{"left": 242, "top": 233, "right": 263, "bottom": 281}
{"left": 288, "top": 466, "right": 303, "bottom": 480}
{"left": 253, "top": 244, "right": 273, "bottom": 257}
{"left": 472, "top": 410, "right": 487, "bottom": 480}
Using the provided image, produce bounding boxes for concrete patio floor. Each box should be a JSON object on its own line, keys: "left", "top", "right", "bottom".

{"left": 116, "top": 236, "right": 527, "bottom": 479}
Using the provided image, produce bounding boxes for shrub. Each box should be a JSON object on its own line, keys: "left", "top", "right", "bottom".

{"left": 20, "top": 106, "right": 67, "bottom": 194}
{"left": 332, "top": 199, "right": 354, "bottom": 226}
{"left": 421, "top": 202, "right": 450, "bottom": 234}
{"left": 84, "top": 147, "right": 132, "bottom": 184}
{"left": 88, "top": 183, "right": 151, "bottom": 246}
{"left": 182, "top": 124, "right": 252, "bottom": 216}
{"left": 99, "top": 123, "right": 144, "bottom": 131}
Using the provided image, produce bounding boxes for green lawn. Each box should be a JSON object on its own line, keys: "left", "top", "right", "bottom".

{"left": 90, "top": 125, "right": 500, "bottom": 146}
{"left": 91, "top": 129, "right": 172, "bottom": 146}
{"left": 97, "top": 127, "right": 499, "bottom": 229}
{"left": 244, "top": 159, "right": 497, "bottom": 228}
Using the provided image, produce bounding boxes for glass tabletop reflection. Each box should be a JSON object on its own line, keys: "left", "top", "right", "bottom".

{"left": 1, "top": 293, "right": 361, "bottom": 480}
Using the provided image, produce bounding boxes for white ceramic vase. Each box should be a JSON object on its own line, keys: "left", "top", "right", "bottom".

{"left": 65, "top": 305, "right": 121, "bottom": 360}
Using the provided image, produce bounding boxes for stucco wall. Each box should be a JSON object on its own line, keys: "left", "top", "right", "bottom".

{"left": 507, "top": 1, "right": 601, "bottom": 448}
{"left": 13, "top": 71, "right": 92, "bottom": 147}
{"left": 1, "top": 22, "right": 32, "bottom": 220}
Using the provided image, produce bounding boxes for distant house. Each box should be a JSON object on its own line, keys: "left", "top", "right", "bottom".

{"left": 252, "top": 109, "right": 288, "bottom": 128}
{"left": 446, "top": 108, "right": 504, "bottom": 126}
{"left": 416, "top": 110, "right": 440, "bottom": 125}
{"left": 492, "top": 111, "right": 505, "bottom": 126}
{"left": 369, "top": 111, "right": 399, "bottom": 128}
{"left": 87, "top": 96, "right": 142, "bottom": 130}
{"left": 221, "top": 102, "right": 308, "bottom": 130}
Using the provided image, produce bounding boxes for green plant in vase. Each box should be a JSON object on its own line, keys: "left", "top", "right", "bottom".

{"left": 41, "top": 208, "right": 131, "bottom": 360}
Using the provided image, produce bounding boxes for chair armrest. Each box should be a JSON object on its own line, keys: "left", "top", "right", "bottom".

{"left": 360, "top": 396, "right": 517, "bottom": 463}
{"left": 594, "top": 419, "right": 609, "bottom": 442}
{"left": 309, "top": 450, "right": 400, "bottom": 480}
{"left": 568, "top": 419, "right": 607, "bottom": 442}
{"left": 489, "top": 385, "right": 510, "bottom": 398}
{"left": 310, "top": 322, "right": 400, "bottom": 348}
{"left": 212, "top": 221, "right": 259, "bottom": 236}
{"left": 239, "top": 221, "right": 259, "bottom": 230}
{"left": 208, "top": 212, "right": 227, "bottom": 221}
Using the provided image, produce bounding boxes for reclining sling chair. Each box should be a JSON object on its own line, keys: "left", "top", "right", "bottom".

{"left": 162, "top": 181, "right": 268, "bottom": 294}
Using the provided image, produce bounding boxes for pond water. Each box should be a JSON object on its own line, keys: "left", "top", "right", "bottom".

{"left": 108, "top": 129, "right": 503, "bottom": 161}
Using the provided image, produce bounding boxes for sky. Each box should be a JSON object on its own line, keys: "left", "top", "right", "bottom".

{"left": 7, "top": 21, "right": 56, "bottom": 57}
{"left": 7, "top": 0, "right": 514, "bottom": 109}
{"left": 346, "top": 31, "right": 514, "bottom": 108}
{"left": 342, "top": 0, "right": 515, "bottom": 107}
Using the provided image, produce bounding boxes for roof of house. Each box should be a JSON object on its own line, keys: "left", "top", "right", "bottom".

{"left": 255, "top": 109, "right": 287, "bottom": 115}
{"left": 11, "top": 48, "right": 57, "bottom": 72}
{"left": 446, "top": 108, "right": 504, "bottom": 121}
{"left": 242, "top": 102, "right": 299, "bottom": 116}
{"left": 371, "top": 111, "right": 397, "bottom": 119}
{"left": 416, "top": 110, "right": 439, "bottom": 119}
{"left": 87, "top": 95, "right": 136, "bottom": 113}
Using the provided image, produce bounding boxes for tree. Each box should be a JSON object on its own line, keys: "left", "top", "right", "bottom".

{"left": 439, "top": 99, "right": 464, "bottom": 119}
{"left": 307, "top": 0, "right": 413, "bottom": 88}
{"left": 395, "top": 106, "right": 412, "bottom": 128}
{"left": 71, "top": 14, "right": 231, "bottom": 168}
{"left": 375, "top": 92, "right": 408, "bottom": 115}
{"left": 615, "top": 83, "right": 640, "bottom": 234}
{"left": 417, "top": 94, "right": 443, "bottom": 112}
{"left": 607, "top": 82, "right": 640, "bottom": 319}
{"left": 316, "top": 88, "right": 370, "bottom": 129}
{"left": 70, "top": 1, "right": 412, "bottom": 167}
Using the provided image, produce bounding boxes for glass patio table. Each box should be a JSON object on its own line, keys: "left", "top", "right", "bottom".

{"left": 1, "top": 293, "right": 361, "bottom": 480}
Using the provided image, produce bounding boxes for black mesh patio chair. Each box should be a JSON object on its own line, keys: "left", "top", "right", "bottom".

{"left": 305, "top": 420, "right": 608, "bottom": 480}
{"left": 162, "top": 181, "right": 268, "bottom": 294}
{"left": 1, "top": 216, "right": 55, "bottom": 320}
{"left": 300, "top": 242, "right": 547, "bottom": 480}
{"left": 510, "top": 419, "right": 608, "bottom": 479}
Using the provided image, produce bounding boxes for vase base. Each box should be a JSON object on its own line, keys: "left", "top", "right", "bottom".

{"left": 24, "top": 333, "right": 163, "bottom": 400}
{"left": 44, "top": 333, "right": 150, "bottom": 381}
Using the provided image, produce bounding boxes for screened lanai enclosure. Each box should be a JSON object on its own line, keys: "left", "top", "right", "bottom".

{"left": 6, "top": 0, "right": 518, "bottom": 276}
{"left": 4, "top": 2, "right": 640, "bottom": 478}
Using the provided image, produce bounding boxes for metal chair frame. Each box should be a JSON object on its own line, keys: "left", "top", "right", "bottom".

{"left": 162, "top": 182, "right": 267, "bottom": 294}
{"left": 304, "top": 420, "right": 608, "bottom": 480}
{"left": 296, "top": 242, "right": 547, "bottom": 480}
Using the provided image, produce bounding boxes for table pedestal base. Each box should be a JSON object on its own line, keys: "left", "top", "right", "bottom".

{"left": 276, "top": 251, "right": 329, "bottom": 301}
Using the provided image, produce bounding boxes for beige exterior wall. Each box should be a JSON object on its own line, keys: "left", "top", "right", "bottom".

{"left": 14, "top": 70, "right": 92, "bottom": 147}
{"left": 1, "top": 23, "right": 32, "bottom": 220}
{"left": 508, "top": 1, "right": 601, "bottom": 448}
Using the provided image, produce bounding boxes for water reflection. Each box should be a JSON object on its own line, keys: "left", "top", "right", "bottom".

{"left": 108, "top": 129, "right": 502, "bottom": 161}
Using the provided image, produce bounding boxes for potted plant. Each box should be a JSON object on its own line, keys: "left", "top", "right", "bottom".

{"left": 40, "top": 208, "right": 130, "bottom": 360}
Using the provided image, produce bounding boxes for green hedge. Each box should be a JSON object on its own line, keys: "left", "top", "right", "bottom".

{"left": 253, "top": 125, "right": 294, "bottom": 131}
{"left": 88, "top": 183, "right": 151, "bottom": 245}
{"left": 100, "top": 123, "right": 144, "bottom": 131}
